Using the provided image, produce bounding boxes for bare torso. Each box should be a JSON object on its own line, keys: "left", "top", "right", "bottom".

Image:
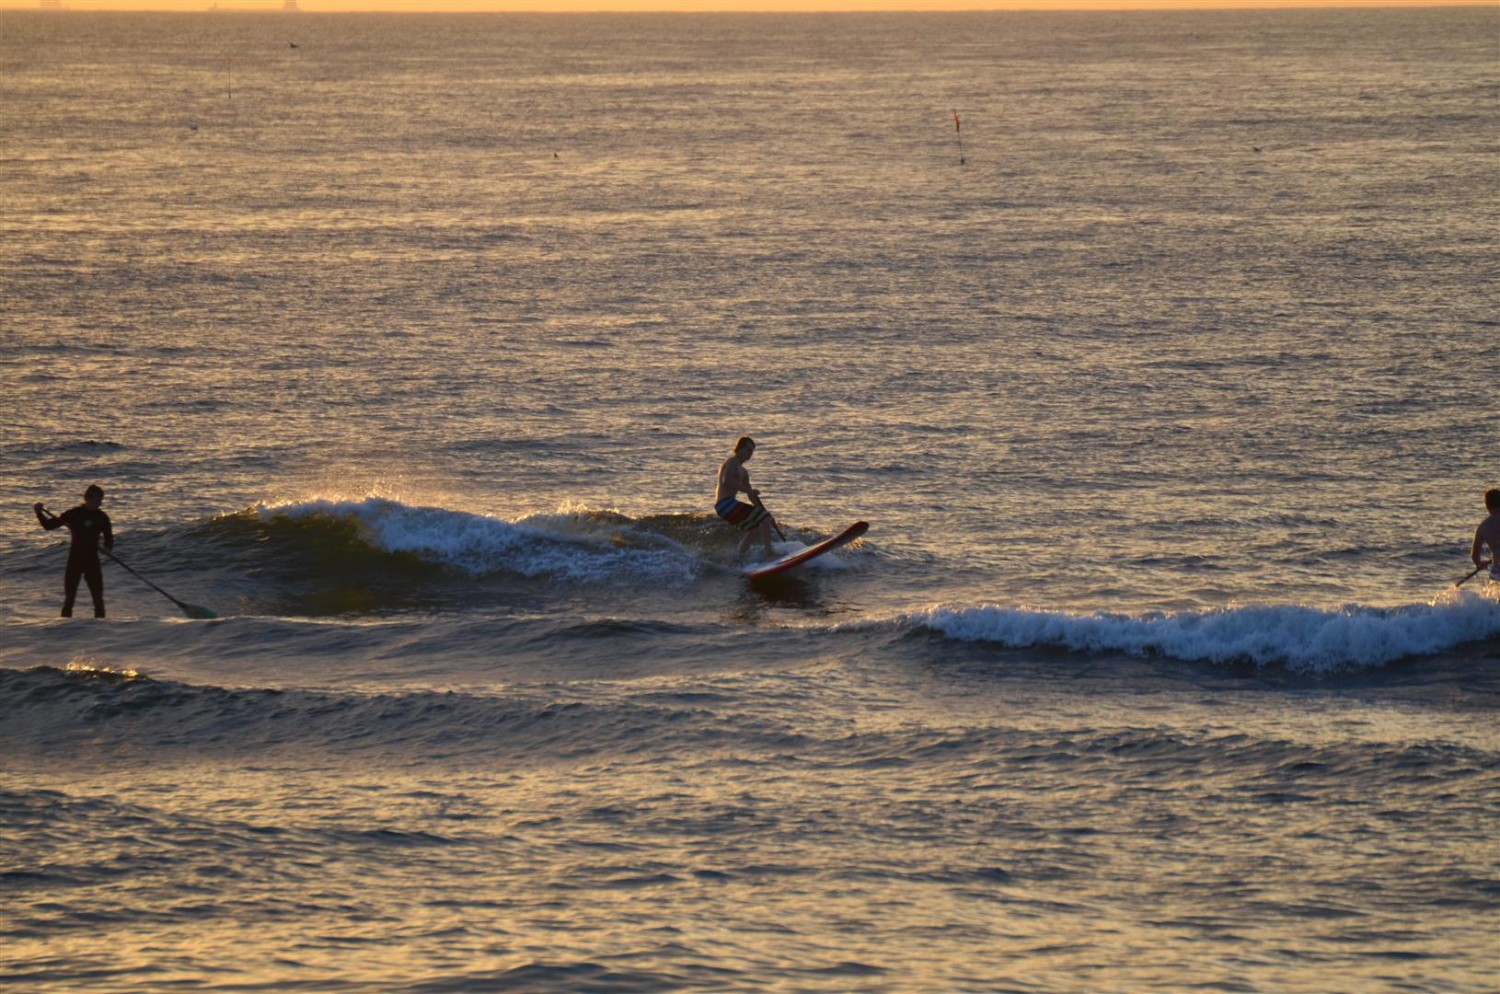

{"left": 716, "top": 455, "right": 750, "bottom": 505}
{"left": 1474, "top": 512, "right": 1500, "bottom": 569}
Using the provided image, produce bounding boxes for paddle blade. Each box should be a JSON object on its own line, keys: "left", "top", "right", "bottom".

{"left": 180, "top": 602, "right": 219, "bottom": 620}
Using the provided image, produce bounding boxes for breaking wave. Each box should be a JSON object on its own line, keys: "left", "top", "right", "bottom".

{"left": 211, "top": 496, "right": 718, "bottom": 586}
{"left": 904, "top": 592, "right": 1500, "bottom": 672}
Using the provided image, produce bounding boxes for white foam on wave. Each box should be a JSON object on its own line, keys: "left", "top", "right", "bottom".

{"left": 906, "top": 591, "right": 1500, "bottom": 672}
{"left": 255, "top": 497, "right": 700, "bottom": 585}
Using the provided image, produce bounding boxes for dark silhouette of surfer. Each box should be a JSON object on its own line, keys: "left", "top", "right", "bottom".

{"left": 35, "top": 485, "right": 113, "bottom": 618}
{"left": 1472, "top": 488, "right": 1500, "bottom": 579}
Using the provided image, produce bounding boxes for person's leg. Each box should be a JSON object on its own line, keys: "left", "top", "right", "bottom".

{"left": 754, "top": 518, "right": 775, "bottom": 559}
{"left": 61, "top": 558, "right": 81, "bottom": 617}
{"left": 726, "top": 501, "right": 761, "bottom": 562}
{"left": 83, "top": 559, "right": 105, "bottom": 618}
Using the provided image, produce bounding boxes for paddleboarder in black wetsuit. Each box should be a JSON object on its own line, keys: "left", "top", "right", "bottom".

{"left": 1473, "top": 488, "right": 1500, "bottom": 582}
{"left": 35, "top": 484, "right": 113, "bottom": 618}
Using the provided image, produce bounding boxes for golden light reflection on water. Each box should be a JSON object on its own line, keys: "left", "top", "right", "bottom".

{"left": 2, "top": 5, "right": 1494, "bottom": 990}
{"left": 6, "top": 750, "right": 1494, "bottom": 993}
{"left": 63, "top": 659, "right": 142, "bottom": 681}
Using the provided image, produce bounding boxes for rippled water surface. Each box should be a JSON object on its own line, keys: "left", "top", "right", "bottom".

{"left": 2, "top": 8, "right": 1498, "bottom": 993}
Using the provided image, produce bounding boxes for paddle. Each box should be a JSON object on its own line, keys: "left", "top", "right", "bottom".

{"left": 755, "top": 499, "right": 787, "bottom": 542}
{"left": 1453, "top": 563, "right": 1489, "bottom": 589}
{"left": 103, "top": 549, "right": 219, "bottom": 619}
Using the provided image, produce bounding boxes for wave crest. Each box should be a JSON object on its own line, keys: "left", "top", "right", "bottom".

{"left": 906, "top": 593, "right": 1500, "bottom": 672}
{"left": 215, "top": 496, "right": 709, "bottom": 586}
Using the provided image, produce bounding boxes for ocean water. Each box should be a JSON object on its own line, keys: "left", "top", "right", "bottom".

{"left": 2, "top": 7, "right": 1498, "bottom": 993}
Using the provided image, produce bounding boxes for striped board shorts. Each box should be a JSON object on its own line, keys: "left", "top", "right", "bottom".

{"left": 715, "top": 497, "right": 769, "bottom": 532}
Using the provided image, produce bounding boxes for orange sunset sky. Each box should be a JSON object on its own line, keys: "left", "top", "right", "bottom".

{"left": 9, "top": 0, "right": 1493, "bottom": 10}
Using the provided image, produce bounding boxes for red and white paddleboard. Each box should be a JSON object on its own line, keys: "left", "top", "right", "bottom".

{"left": 741, "top": 521, "right": 868, "bottom": 581}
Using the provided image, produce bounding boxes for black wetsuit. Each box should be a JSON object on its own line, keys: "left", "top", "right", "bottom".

{"left": 37, "top": 504, "right": 113, "bottom": 617}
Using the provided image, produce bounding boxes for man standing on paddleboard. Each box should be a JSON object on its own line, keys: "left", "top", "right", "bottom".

{"left": 34, "top": 484, "right": 114, "bottom": 618}
{"left": 1472, "top": 488, "right": 1500, "bottom": 582}
{"left": 715, "top": 436, "right": 777, "bottom": 564}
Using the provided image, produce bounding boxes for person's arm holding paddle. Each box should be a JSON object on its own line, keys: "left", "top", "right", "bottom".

{"left": 742, "top": 476, "right": 763, "bottom": 510}
{"left": 34, "top": 502, "right": 60, "bottom": 529}
{"left": 740, "top": 474, "right": 787, "bottom": 543}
